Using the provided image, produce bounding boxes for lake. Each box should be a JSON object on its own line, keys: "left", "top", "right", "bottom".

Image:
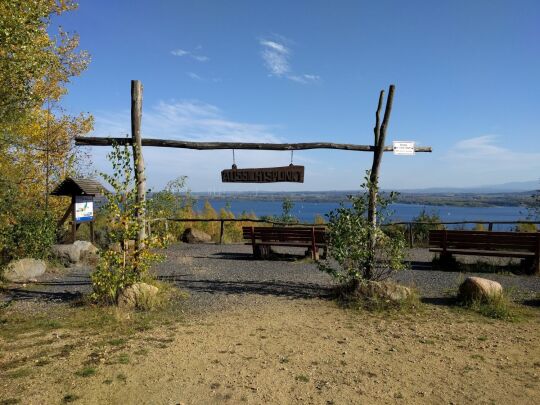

{"left": 194, "top": 199, "right": 532, "bottom": 230}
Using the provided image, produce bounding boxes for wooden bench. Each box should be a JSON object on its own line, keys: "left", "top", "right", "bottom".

{"left": 429, "top": 229, "right": 540, "bottom": 274}
{"left": 242, "top": 226, "right": 327, "bottom": 260}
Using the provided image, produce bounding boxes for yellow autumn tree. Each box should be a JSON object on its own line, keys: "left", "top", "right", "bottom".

{"left": 0, "top": 0, "right": 93, "bottom": 261}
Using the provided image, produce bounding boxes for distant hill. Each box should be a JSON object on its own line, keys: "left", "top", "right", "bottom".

{"left": 396, "top": 180, "right": 539, "bottom": 194}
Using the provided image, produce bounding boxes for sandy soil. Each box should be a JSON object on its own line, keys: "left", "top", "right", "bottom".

{"left": 1, "top": 296, "right": 539, "bottom": 405}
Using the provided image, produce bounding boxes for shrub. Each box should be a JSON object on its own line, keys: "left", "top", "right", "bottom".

{"left": 314, "top": 214, "right": 326, "bottom": 225}
{"left": 0, "top": 214, "right": 56, "bottom": 261}
{"left": 514, "top": 223, "right": 537, "bottom": 232}
{"left": 91, "top": 144, "right": 164, "bottom": 305}
{"left": 411, "top": 209, "right": 444, "bottom": 246}
{"left": 318, "top": 173, "right": 406, "bottom": 285}
{"left": 146, "top": 176, "right": 194, "bottom": 241}
{"left": 473, "top": 223, "right": 486, "bottom": 231}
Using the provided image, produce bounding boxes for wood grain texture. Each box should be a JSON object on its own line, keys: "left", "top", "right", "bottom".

{"left": 75, "top": 137, "right": 432, "bottom": 152}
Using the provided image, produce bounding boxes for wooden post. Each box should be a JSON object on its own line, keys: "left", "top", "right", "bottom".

{"left": 408, "top": 223, "right": 413, "bottom": 248}
{"left": 488, "top": 222, "right": 493, "bottom": 232}
{"left": 90, "top": 221, "right": 95, "bottom": 243}
{"left": 311, "top": 226, "right": 317, "bottom": 260}
{"left": 70, "top": 195, "right": 76, "bottom": 243}
{"left": 367, "top": 85, "right": 395, "bottom": 279}
{"left": 219, "top": 219, "right": 225, "bottom": 244}
{"left": 131, "top": 80, "right": 147, "bottom": 252}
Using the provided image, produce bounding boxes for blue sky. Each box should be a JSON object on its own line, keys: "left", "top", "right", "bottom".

{"left": 56, "top": 0, "right": 540, "bottom": 192}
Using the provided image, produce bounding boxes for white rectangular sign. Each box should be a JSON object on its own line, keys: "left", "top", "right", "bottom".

{"left": 75, "top": 196, "right": 94, "bottom": 222}
{"left": 393, "top": 141, "right": 416, "bottom": 155}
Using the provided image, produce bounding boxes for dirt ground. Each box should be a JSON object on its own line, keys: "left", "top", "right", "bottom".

{"left": 1, "top": 295, "right": 539, "bottom": 405}
{"left": 2, "top": 244, "right": 540, "bottom": 404}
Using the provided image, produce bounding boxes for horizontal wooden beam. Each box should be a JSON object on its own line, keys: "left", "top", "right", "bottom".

{"left": 75, "top": 137, "right": 432, "bottom": 152}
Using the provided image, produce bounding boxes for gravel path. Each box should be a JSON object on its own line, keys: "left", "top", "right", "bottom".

{"left": 2, "top": 243, "right": 540, "bottom": 308}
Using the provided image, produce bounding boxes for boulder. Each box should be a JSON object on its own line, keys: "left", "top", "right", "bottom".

{"left": 3, "top": 258, "right": 47, "bottom": 282}
{"left": 52, "top": 241, "right": 98, "bottom": 264}
{"left": 358, "top": 280, "right": 413, "bottom": 303}
{"left": 459, "top": 277, "right": 502, "bottom": 302}
{"left": 73, "top": 240, "right": 98, "bottom": 263}
{"left": 117, "top": 282, "right": 159, "bottom": 310}
{"left": 181, "top": 228, "right": 212, "bottom": 244}
{"left": 52, "top": 243, "right": 81, "bottom": 264}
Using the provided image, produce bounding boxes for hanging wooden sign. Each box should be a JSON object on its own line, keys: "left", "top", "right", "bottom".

{"left": 221, "top": 164, "right": 305, "bottom": 183}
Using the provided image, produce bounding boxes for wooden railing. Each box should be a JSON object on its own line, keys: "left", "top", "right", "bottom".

{"left": 146, "top": 217, "right": 540, "bottom": 247}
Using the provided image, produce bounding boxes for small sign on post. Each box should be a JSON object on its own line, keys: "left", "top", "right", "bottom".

{"left": 392, "top": 141, "right": 415, "bottom": 155}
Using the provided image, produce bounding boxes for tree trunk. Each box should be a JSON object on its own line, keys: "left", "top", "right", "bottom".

{"left": 367, "top": 85, "right": 395, "bottom": 279}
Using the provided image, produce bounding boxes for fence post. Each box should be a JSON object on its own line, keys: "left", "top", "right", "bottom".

{"left": 488, "top": 223, "right": 493, "bottom": 232}
{"left": 408, "top": 223, "right": 413, "bottom": 248}
{"left": 219, "top": 219, "right": 224, "bottom": 244}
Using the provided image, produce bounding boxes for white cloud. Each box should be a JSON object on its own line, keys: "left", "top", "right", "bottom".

{"left": 437, "top": 134, "right": 540, "bottom": 185}
{"left": 288, "top": 74, "right": 321, "bottom": 84}
{"left": 89, "top": 100, "right": 296, "bottom": 190}
{"left": 259, "top": 36, "right": 320, "bottom": 84}
{"left": 171, "top": 49, "right": 189, "bottom": 57}
{"left": 191, "top": 55, "right": 209, "bottom": 62}
{"left": 187, "top": 72, "right": 203, "bottom": 80}
{"left": 260, "top": 39, "right": 290, "bottom": 76}
{"left": 170, "top": 48, "right": 209, "bottom": 62}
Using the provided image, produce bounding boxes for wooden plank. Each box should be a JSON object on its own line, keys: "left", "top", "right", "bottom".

{"left": 222, "top": 165, "right": 304, "bottom": 183}
{"left": 429, "top": 248, "right": 535, "bottom": 258}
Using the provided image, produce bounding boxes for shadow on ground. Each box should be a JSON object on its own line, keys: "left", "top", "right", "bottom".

{"left": 157, "top": 275, "right": 333, "bottom": 300}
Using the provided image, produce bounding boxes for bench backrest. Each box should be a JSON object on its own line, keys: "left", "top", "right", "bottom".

{"left": 242, "top": 226, "right": 327, "bottom": 243}
{"left": 429, "top": 230, "right": 540, "bottom": 252}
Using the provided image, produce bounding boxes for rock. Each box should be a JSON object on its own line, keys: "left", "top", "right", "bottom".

{"left": 358, "top": 280, "right": 413, "bottom": 303}
{"left": 52, "top": 243, "right": 81, "bottom": 263}
{"left": 117, "top": 282, "right": 159, "bottom": 310}
{"left": 3, "top": 258, "right": 47, "bottom": 282}
{"left": 52, "top": 241, "right": 98, "bottom": 264}
{"left": 459, "top": 277, "right": 502, "bottom": 302}
{"left": 181, "top": 228, "right": 212, "bottom": 244}
{"left": 73, "top": 240, "right": 99, "bottom": 263}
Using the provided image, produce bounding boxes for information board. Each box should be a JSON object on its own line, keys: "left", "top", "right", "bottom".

{"left": 75, "top": 196, "right": 94, "bottom": 222}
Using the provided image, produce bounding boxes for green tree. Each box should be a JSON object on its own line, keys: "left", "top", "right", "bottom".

{"left": 0, "top": 0, "right": 92, "bottom": 255}
{"left": 280, "top": 198, "right": 298, "bottom": 224}
{"left": 411, "top": 209, "right": 444, "bottom": 246}
{"left": 318, "top": 173, "right": 406, "bottom": 286}
{"left": 91, "top": 144, "right": 163, "bottom": 304}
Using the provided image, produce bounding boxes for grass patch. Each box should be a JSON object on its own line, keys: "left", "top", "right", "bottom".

{"left": 117, "top": 353, "right": 130, "bottom": 364}
{"left": 0, "top": 288, "right": 187, "bottom": 343}
{"left": 6, "top": 368, "right": 32, "bottom": 379}
{"left": 295, "top": 374, "right": 310, "bottom": 383}
{"left": 116, "top": 373, "right": 127, "bottom": 382}
{"left": 74, "top": 367, "right": 97, "bottom": 378}
{"left": 0, "top": 399, "right": 21, "bottom": 405}
{"left": 471, "top": 354, "right": 485, "bottom": 361}
{"left": 134, "top": 348, "right": 149, "bottom": 356}
{"left": 108, "top": 338, "right": 127, "bottom": 346}
{"left": 459, "top": 294, "right": 527, "bottom": 321}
